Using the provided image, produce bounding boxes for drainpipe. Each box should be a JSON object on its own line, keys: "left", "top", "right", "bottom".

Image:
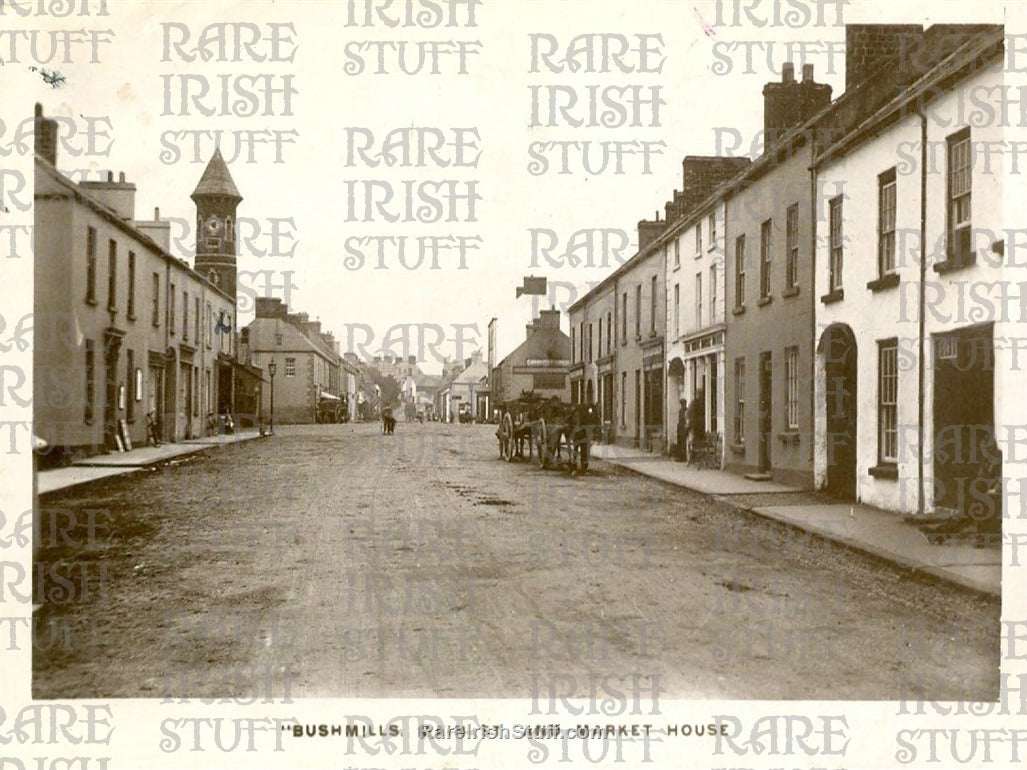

{"left": 809, "top": 135, "right": 818, "bottom": 490}
{"left": 917, "top": 107, "right": 927, "bottom": 517}
{"left": 164, "top": 259, "right": 171, "bottom": 442}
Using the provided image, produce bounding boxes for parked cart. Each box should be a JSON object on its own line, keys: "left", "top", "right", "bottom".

{"left": 495, "top": 392, "right": 599, "bottom": 473}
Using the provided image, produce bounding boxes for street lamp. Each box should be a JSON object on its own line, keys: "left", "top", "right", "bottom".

{"left": 267, "top": 358, "right": 277, "bottom": 435}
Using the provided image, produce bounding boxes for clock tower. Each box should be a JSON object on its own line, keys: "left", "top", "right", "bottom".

{"left": 191, "top": 148, "right": 242, "bottom": 301}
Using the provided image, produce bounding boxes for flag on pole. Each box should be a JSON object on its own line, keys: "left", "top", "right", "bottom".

{"left": 516, "top": 276, "right": 547, "bottom": 298}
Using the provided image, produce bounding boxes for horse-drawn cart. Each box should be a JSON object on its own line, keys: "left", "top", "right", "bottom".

{"left": 495, "top": 392, "right": 599, "bottom": 473}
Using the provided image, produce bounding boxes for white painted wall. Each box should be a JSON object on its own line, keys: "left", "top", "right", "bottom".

{"left": 814, "top": 57, "right": 1004, "bottom": 515}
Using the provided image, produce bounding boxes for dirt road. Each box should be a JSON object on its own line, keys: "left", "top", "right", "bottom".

{"left": 34, "top": 422, "right": 999, "bottom": 702}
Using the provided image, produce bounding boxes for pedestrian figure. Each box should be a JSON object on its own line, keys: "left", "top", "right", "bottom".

{"left": 146, "top": 410, "right": 162, "bottom": 447}
{"left": 687, "top": 389, "right": 705, "bottom": 465}
{"left": 676, "top": 398, "right": 689, "bottom": 462}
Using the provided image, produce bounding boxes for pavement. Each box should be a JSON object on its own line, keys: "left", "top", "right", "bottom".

{"left": 36, "top": 431, "right": 263, "bottom": 496}
{"left": 594, "top": 442, "right": 1001, "bottom": 597}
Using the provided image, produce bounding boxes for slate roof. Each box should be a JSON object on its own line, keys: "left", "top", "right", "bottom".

{"left": 190, "top": 148, "right": 242, "bottom": 201}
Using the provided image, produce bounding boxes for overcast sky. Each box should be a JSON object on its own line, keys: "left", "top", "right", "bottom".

{"left": 26, "top": 0, "right": 1007, "bottom": 373}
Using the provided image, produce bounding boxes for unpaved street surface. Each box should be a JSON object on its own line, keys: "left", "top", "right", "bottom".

{"left": 34, "top": 422, "right": 999, "bottom": 701}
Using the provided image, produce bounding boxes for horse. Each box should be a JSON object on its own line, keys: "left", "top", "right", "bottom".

{"left": 561, "top": 402, "right": 601, "bottom": 474}
{"left": 382, "top": 409, "right": 397, "bottom": 435}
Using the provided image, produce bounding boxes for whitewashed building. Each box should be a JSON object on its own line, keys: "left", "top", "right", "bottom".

{"left": 664, "top": 196, "right": 733, "bottom": 462}
{"left": 812, "top": 26, "right": 1006, "bottom": 520}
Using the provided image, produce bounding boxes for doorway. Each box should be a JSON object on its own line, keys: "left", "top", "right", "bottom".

{"left": 933, "top": 323, "right": 998, "bottom": 521}
{"left": 820, "top": 324, "right": 858, "bottom": 499}
{"left": 758, "top": 351, "right": 772, "bottom": 471}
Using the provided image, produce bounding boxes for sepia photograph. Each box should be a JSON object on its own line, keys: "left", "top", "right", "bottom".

{"left": 2, "top": 0, "right": 1023, "bottom": 768}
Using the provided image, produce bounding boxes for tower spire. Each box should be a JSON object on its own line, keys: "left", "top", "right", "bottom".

{"left": 192, "top": 149, "right": 242, "bottom": 302}
{"left": 191, "top": 147, "right": 242, "bottom": 202}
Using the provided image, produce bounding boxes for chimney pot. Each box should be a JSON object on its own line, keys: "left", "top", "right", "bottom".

{"left": 118, "top": 171, "right": 125, "bottom": 183}
{"left": 782, "top": 62, "right": 795, "bottom": 82}
{"left": 154, "top": 206, "right": 160, "bottom": 219}
{"left": 107, "top": 171, "right": 113, "bottom": 182}
{"left": 802, "top": 63, "right": 814, "bottom": 81}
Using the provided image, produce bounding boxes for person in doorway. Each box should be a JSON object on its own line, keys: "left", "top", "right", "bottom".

{"left": 687, "top": 388, "right": 705, "bottom": 464}
{"left": 676, "top": 398, "right": 689, "bottom": 462}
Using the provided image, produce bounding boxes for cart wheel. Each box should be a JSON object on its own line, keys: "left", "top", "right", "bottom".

{"left": 536, "top": 418, "right": 548, "bottom": 469}
{"left": 503, "top": 413, "right": 516, "bottom": 462}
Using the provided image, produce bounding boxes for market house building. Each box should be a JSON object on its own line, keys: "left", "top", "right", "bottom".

{"left": 33, "top": 105, "right": 242, "bottom": 458}
{"left": 812, "top": 25, "right": 1006, "bottom": 517}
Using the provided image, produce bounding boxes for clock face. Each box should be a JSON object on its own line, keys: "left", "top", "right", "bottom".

{"left": 205, "top": 216, "right": 221, "bottom": 235}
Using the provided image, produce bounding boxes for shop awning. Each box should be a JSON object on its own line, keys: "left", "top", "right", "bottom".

{"left": 319, "top": 391, "right": 341, "bottom": 401}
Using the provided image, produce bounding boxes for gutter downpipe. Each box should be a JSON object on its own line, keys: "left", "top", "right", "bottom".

{"left": 917, "top": 106, "right": 927, "bottom": 517}
{"left": 810, "top": 133, "right": 819, "bottom": 492}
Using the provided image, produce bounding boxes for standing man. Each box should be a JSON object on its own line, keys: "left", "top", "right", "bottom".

{"left": 676, "top": 398, "right": 689, "bottom": 462}
{"left": 687, "top": 388, "right": 705, "bottom": 465}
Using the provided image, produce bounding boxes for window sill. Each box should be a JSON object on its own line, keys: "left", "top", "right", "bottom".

{"left": 732, "top": 306, "right": 746, "bottom": 316}
{"left": 776, "top": 431, "right": 800, "bottom": 445}
{"left": 869, "top": 464, "right": 898, "bottom": 480}
{"left": 933, "top": 256, "right": 976, "bottom": 274}
{"left": 757, "top": 296, "right": 772, "bottom": 307}
{"left": 820, "top": 288, "right": 844, "bottom": 305}
{"left": 729, "top": 442, "right": 745, "bottom": 453}
{"left": 867, "top": 273, "right": 900, "bottom": 292}
{"left": 126, "top": 313, "right": 136, "bottom": 322}
{"left": 85, "top": 297, "right": 97, "bottom": 306}
{"left": 782, "top": 286, "right": 799, "bottom": 298}
{"left": 672, "top": 263, "right": 680, "bottom": 271}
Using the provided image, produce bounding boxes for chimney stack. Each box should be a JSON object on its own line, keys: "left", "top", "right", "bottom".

{"left": 134, "top": 205, "right": 171, "bottom": 252}
{"left": 638, "top": 213, "right": 666, "bottom": 253}
{"left": 844, "top": 24, "right": 924, "bottom": 92}
{"left": 538, "top": 309, "right": 561, "bottom": 330}
{"left": 33, "top": 103, "right": 58, "bottom": 166}
{"left": 79, "top": 169, "right": 138, "bottom": 220}
{"left": 762, "top": 62, "right": 832, "bottom": 153}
